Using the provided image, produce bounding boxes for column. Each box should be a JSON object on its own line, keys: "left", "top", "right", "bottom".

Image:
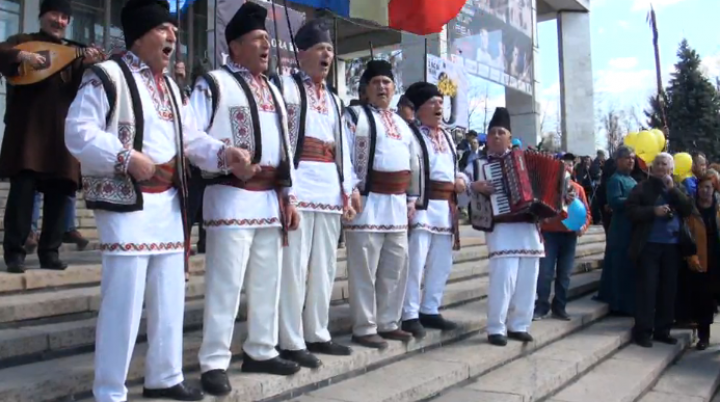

{"left": 505, "top": 88, "right": 539, "bottom": 148}
{"left": 557, "top": 10, "right": 595, "bottom": 156}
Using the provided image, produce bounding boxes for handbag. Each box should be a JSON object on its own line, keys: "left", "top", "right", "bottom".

{"left": 678, "top": 219, "right": 697, "bottom": 258}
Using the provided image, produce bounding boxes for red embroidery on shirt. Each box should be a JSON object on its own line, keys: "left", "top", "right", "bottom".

{"left": 379, "top": 110, "right": 401, "bottom": 140}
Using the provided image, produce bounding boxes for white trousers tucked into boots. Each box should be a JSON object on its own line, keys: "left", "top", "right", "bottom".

{"left": 279, "top": 211, "right": 341, "bottom": 350}
{"left": 198, "top": 227, "right": 282, "bottom": 372}
{"left": 402, "top": 230, "right": 454, "bottom": 320}
{"left": 486, "top": 257, "right": 540, "bottom": 336}
{"left": 93, "top": 253, "right": 186, "bottom": 402}
{"left": 346, "top": 231, "right": 408, "bottom": 336}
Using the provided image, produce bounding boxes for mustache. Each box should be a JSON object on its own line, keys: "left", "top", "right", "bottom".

{"left": 50, "top": 20, "right": 64, "bottom": 30}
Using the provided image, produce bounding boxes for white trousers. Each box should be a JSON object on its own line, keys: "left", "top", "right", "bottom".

{"left": 402, "top": 230, "right": 454, "bottom": 320}
{"left": 346, "top": 231, "right": 408, "bottom": 336}
{"left": 279, "top": 211, "right": 341, "bottom": 350}
{"left": 93, "top": 253, "right": 186, "bottom": 402}
{"left": 486, "top": 257, "right": 540, "bottom": 336}
{"left": 198, "top": 228, "right": 282, "bottom": 372}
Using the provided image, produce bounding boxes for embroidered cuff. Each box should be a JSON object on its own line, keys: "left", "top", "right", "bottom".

{"left": 115, "top": 149, "right": 132, "bottom": 175}
{"left": 217, "top": 145, "right": 230, "bottom": 174}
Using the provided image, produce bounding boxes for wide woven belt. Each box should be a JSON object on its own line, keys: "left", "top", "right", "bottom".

{"left": 138, "top": 157, "right": 177, "bottom": 193}
{"left": 220, "top": 166, "right": 279, "bottom": 191}
{"left": 300, "top": 137, "right": 335, "bottom": 163}
{"left": 428, "top": 180, "right": 454, "bottom": 201}
{"left": 369, "top": 170, "right": 411, "bottom": 195}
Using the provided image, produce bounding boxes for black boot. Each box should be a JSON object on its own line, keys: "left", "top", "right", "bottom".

{"left": 241, "top": 353, "right": 301, "bottom": 375}
{"left": 200, "top": 369, "right": 231, "bottom": 396}
{"left": 419, "top": 313, "right": 458, "bottom": 331}
{"left": 401, "top": 319, "right": 427, "bottom": 339}
{"left": 279, "top": 349, "right": 322, "bottom": 369}
{"left": 143, "top": 381, "right": 204, "bottom": 401}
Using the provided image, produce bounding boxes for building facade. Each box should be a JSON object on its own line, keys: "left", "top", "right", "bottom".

{"left": 0, "top": 0, "right": 594, "bottom": 155}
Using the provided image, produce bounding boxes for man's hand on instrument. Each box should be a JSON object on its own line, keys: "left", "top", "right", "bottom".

{"left": 286, "top": 203, "right": 301, "bottom": 230}
{"left": 82, "top": 45, "right": 104, "bottom": 65}
{"left": 471, "top": 180, "right": 494, "bottom": 196}
{"left": 128, "top": 150, "right": 156, "bottom": 181}
{"left": 407, "top": 201, "right": 416, "bottom": 220}
{"left": 454, "top": 178, "right": 467, "bottom": 194}
{"left": 351, "top": 189, "right": 363, "bottom": 214}
{"left": 19, "top": 51, "right": 45, "bottom": 69}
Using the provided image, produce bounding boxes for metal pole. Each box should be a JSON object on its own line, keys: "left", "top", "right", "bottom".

{"left": 423, "top": 37, "right": 428, "bottom": 81}
{"left": 333, "top": 17, "right": 339, "bottom": 90}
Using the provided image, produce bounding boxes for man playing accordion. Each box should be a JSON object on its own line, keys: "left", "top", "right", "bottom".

{"left": 459, "top": 107, "right": 545, "bottom": 347}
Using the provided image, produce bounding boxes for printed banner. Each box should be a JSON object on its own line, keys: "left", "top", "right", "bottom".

{"left": 215, "top": 0, "right": 306, "bottom": 74}
{"left": 426, "top": 54, "right": 469, "bottom": 131}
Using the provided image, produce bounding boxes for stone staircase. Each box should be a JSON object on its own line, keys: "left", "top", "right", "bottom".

{"left": 0, "top": 224, "right": 607, "bottom": 402}
{"left": 0, "top": 183, "right": 715, "bottom": 402}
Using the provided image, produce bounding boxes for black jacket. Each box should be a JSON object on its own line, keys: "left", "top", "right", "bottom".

{"left": 626, "top": 176, "right": 693, "bottom": 262}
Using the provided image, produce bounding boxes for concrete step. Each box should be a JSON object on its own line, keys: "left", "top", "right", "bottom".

{"left": 127, "top": 279, "right": 602, "bottom": 402}
{"left": 0, "top": 255, "right": 602, "bottom": 367}
{"left": 430, "top": 316, "right": 634, "bottom": 402}
{"left": 639, "top": 322, "right": 720, "bottom": 402}
{"left": 0, "top": 231, "right": 606, "bottom": 294}
{"left": 0, "top": 267, "right": 602, "bottom": 402}
{"left": 0, "top": 240, "right": 604, "bottom": 325}
{"left": 544, "top": 332, "right": 691, "bottom": 402}
{"left": 287, "top": 294, "right": 611, "bottom": 402}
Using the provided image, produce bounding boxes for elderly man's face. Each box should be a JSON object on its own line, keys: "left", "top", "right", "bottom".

{"left": 366, "top": 76, "right": 395, "bottom": 109}
{"left": 40, "top": 11, "right": 70, "bottom": 39}
{"left": 693, "top": 155, "right": 707, "bottom": 176}
{"left": 652, "top": 156, "right": 673, "bottom": 177}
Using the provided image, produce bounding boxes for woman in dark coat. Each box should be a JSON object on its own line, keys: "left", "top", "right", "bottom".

{"left": 597, "top": 146, "right": 638, "bottom": 315}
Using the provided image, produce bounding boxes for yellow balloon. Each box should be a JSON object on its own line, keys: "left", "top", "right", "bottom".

{"left": 635, "top": 131, "right": 657, "bottom": 155}
{"left": 638, "top": 151, "right": 657, "bottom": 164}
{"left": 651, "top": 129, "right": 666, "bottom": 152}
{"left": 624, "top": 132, "right": 638, "bottom": 148}
{"left": 673, "top": 152, "right": 693, "bottom": 177}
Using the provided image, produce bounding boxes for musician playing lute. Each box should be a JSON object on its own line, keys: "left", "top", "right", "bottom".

{"left": 0, "top": 0, "right": 103, "bottom": 274}
{"left": 458, "top": 107, "right": 545, "bottom": 347}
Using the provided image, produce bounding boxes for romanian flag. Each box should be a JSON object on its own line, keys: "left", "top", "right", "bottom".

{"left": 291, "top": 0, "right": 466, "bottom": 36}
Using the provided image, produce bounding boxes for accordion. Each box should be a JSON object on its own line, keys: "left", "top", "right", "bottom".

{"left": 470, "top": 149, "right": 569, "bottom": 231}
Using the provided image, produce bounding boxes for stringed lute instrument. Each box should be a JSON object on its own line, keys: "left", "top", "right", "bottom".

{"left": 7, "top": 41, "right": 107, "bottom": 86}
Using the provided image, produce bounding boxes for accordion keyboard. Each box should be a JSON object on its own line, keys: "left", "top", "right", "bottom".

{"left": 484, "top": 161, "right": 511, "bottom": 215}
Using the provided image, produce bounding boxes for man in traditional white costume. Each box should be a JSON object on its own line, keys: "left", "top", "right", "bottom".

{"left": 344, "top": 60, "right": 420, "bottom": 350}
{"left": 400, "top": 82, "right": 466, "bottom": 339}
{"left": 276, "top": 19, "right": 355, "bottom": 368}
{"left": 459, "top": 107, "right": 543, "bottom": 347}
{"left": 64, "top": 0, "right": 252, "bottom": 400}
{"left": 189, "top": 2, "right": 302, "bottom": 396}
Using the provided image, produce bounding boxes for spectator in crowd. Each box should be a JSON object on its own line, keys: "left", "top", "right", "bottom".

{"left": 28, "top": 193, "right": 89, "bottom": 251}
{"left": 597, "top": 146, "right": 638, "bottom": 316}
{"left": 534, "top": 153, "right": 592, "bottom": 321}
{"left": 626, "top": 152, "right": 693, "bottom": 348}
{"left": 458, "top": 137, "right": 481, "bottom": 171}
{"left": 589, "top": 150, "right": 606, "bottom": 183}
{"left": 456, "top": 130, "right": 478, "bottom": 153}
{"left": 682, "top": 152, "right": 707, "bottom": 197}
{"left": 593, "top": 157, "right": 616, "bottom": 233}
{"left": 574, "top": 156, "right": 594, "bottom": 201}
{"left": 676, "top": 173, "right": 720, "bottom": 350}
{"left": 396, "top": 95, "right": 414, "bottom": 123}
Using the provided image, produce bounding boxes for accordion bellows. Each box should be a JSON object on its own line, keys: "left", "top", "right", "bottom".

{"left": 470, "top": 149, "right": 568, "bottom": 232}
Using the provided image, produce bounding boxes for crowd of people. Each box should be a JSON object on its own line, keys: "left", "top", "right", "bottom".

{"left": 0, "top": 1, "right": 717, "bottom": 402}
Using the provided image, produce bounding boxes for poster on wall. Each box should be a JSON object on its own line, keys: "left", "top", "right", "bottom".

{"left": 215, "top": 0, "right": 306, "bottom": 74}
{"left": 426, "top": 54, "right": 469, "bottom": 131}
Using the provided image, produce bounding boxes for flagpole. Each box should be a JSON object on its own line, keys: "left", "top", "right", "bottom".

{"left": 333, "top": 17, "right": 339, "bottom": 90}
{"left": 423, "top": 37, "right": 428, "bottom": 81}
{"left": 269, "top": 0, "right": 283, "bottom": 75}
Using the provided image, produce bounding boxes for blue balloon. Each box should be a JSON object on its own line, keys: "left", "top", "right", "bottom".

{"left": 562, "top": 198, "right": 587, "bottom": 231}
{"left": 511, "top": 138, "right": 522, "bottom": 147}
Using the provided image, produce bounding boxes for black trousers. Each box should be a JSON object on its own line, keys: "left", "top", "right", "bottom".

{"left": 3, "top": 171, "right": 68, "bottom": 263}
{"left": 186, "top": 167, "right": 206, "bottom": 247}
{"left": 633, "top": 243, "right": 680, "bottom": 340}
